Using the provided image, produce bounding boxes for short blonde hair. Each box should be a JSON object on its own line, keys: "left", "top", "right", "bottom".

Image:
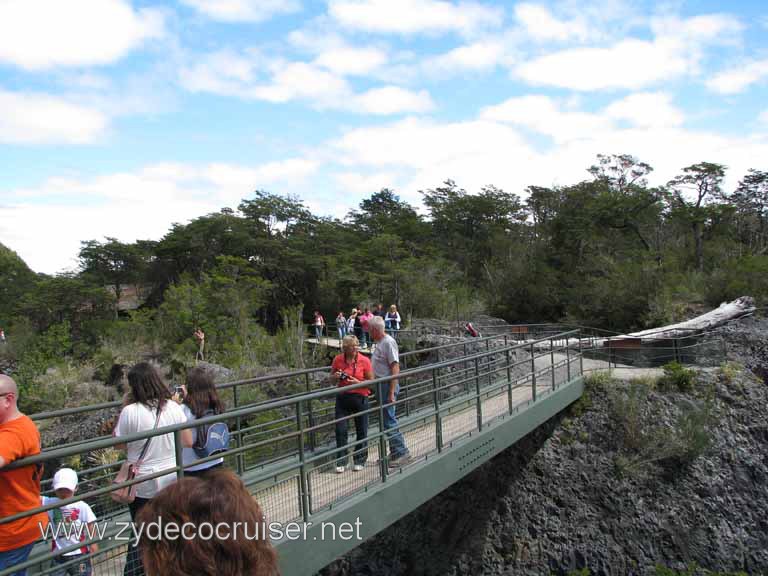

{"left": 389, "top": 304, "right": 397, "bottom": 312}
{"left": 341, "top": 335, "right": 359, "bottom": 350}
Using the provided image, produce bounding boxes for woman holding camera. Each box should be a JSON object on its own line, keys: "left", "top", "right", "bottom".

{"left": 330, "top": 335, "right": 373, "bottom": 473}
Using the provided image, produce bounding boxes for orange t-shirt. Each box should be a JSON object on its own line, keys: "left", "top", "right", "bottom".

{"left": 0, "top": 414, "right": 49, "bottom": 551}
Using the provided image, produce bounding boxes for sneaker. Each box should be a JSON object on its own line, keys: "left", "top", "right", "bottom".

{"left": 387, "top": 453, "right": 412, "bottom": 468}
{"left": 335, "top": 466, "right": 345, "bottom": 474}
{"left": 353, "top": 464, "right": 364, "bottom": 472}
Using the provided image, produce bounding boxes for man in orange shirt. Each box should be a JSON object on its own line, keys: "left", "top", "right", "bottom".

{"left": 0, "top": 374, "right": 48, "bottom": 575}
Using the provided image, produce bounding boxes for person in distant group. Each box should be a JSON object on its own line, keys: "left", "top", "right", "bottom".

{"left": 347, "top": 309, "right": 357, "bottom": 339}
{"left": 353, "top": 307, "right": 364, "bottom": 346}
{"left": 385, "top": 304, "right": 402, "bottom": 337}
{"left": 335, "top": 311, "right": 347, "bottom": 340}
{"left": 313, "top": 310, "right": 325, "bottom": 342}
{"left": 359, "top": 307, "right": 374, "bottom": 349}
{"left": 193, "top": 328, "right": 205, "bottom": 362}
{"left": 177, "top": 366, "right": 225, "bottom": 477}
{"left": 373, "top": 303, "right": 386, "bottom": 319}
{"left": 369, "top": 316, "right": 411, "bottom": 468}
{"left": 41, "top": 468, "right": 98, "bottom": 576}
{"left": 0, "top": 329, "right": 5, "bottom": 343}
{"left": 0, "top": 374, "right": 49, "bottom": 576}
{"left": 330, "top": 335, "right": 373, "bottom": 473}
{"left": 114, "top": 363, "right": 193, "bottom": 576}
{"left": 138, "top": 469, "right": 278, "bottom": 576}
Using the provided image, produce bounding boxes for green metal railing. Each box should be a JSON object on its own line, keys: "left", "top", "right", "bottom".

{"left": 0, "top": 329, "right": 583, "bottom": 576}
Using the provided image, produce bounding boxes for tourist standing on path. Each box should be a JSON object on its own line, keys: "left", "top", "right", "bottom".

{"left": 336, "top": 311, "right": 347, "bottom": 340}
{"left": 313, "top": 310, "right": 325, "bottom": 342}
{"left": 0, "top": 329, "right": 5, "bottom": 344}
{"left": 369, "top": 317, "right": 411, "bottom": 467}
{"left": 385, "top": 304, "right": 401, "bottom": 336}
{"left": 347, "top": 309, "right": 357, "bottom": 339}
{"left": 353, "top": 308, "right": 363, "bottom": 344}
{"left": 114, "top": 363, "right": 192, "bottom": 576}
{"left": 359, "top": 307, "right": 374, "bottom": 349}
{"left": 0, "top": 374, "right": 49, "bottom": 576}
{"left": 373, "top": 303, "right": 386, "bottom": 319}
{"left": 193, "top": 328, "right": 205, "bottom": 362}
{"left": 330, "top": 335, "right": 373, "bottom": 473}
{"left": 177, "top": 366, "right": 225, "bottom": 477}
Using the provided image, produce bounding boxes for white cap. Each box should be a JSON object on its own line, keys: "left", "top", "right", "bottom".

{"left": 52, "top": 468, "right": 78, "bottom": 492}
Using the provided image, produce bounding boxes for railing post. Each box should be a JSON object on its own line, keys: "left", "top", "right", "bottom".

{"left": 401, "top": 356, "right": 410, "bottom": 417}
{"left": 377, "top": 383, "right": 389, "bottom": 483}
{"left": 305, "top": 373, "right": 316, "bottom": 451}
{"left": 432, "top": 368, "right": 443, "bottom": 452}
{"left": 579, "top": 332, "right": 584, "bottom": 375}
{"left": 566, "top": 337, "right": 571, "bottom": 382}
{"left": 174, "top": 429, "right": 185, "bottom": 480}
{"left": 296, "top": 400, "right": 311, "bottom": 522}
{"left": 474, "top": 357, "right": 483, "bottom": 431}
{"left": 233, "top": 385, "right": 244, "bottom": 474}
{"left": 550, "top": 338, "right": 556, "bottom": 391}
{"left": 463, "top": 343, "right": 469, "bottom": 395}
{"left": 506, "top": 347, "right": 513, "bottom": 414}
{"left": 530, "top": 343, "right": 537, "bottom": 402}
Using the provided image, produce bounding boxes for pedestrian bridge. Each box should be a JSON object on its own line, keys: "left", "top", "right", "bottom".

{"left": 1, "top": 328, "right": 587, "bottom": 576}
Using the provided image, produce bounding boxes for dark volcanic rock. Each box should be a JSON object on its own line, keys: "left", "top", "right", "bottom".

{"left": 322, "top": 316, "right": 768, "bottom": 576}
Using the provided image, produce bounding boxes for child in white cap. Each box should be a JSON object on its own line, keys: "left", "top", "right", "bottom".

{"left": 41, "top": 468, "right": 98, "bottom": 575}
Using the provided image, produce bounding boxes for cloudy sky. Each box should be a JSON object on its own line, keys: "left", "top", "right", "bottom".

{"left": 1, "top": 0, "right": 766, "bottom": 274}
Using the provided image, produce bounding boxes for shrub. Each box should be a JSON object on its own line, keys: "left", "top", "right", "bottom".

{"left": 658, "top": 361, "right": 696, "bottom": 393}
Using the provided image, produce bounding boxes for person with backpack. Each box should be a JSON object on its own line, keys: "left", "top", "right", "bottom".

{"left": 177, "top": 366, "right": 228, "bottom": 477}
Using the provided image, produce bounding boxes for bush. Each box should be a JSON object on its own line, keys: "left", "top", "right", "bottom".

{"left": 658, "top": 361, "right": 696, "bottom": 393}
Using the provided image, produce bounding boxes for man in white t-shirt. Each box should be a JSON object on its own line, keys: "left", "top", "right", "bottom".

{"left": 41, "top": 468, "right": 98, "bottom": 576}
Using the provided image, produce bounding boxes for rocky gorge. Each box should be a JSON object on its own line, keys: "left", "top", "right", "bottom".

{"left": 322, "top": 316, "right": 768, "bottom": 576}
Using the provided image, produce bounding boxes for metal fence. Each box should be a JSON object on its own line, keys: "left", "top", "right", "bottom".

{"left": 0, "top": 329, "right": 584, "bottom": 576}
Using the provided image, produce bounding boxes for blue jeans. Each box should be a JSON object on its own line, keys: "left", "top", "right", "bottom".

{"left": 337, "top": 325, "right": 347, "bottom": 340}
{"left": 360, "top": 331, "right": 370, "bottom": 348}
{"left": 0, "top": 542, "right": 34, "bottom": 576}
{"left": 379, "top": 383, "right": 408, "bottom": 458}
{"left": 314, "top": 326, "right": 323, "bottom": 340}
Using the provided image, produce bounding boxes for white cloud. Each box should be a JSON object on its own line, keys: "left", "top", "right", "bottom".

{"left": 426, "top": 40, "right": 508, "bottom": 73}
{"left": 354, "top": 86, "right": 435, "bottom": 115}
{"left": 514, "top": 3, "right": 590, "bottom": 42}
{"left": 179, "top": 50, "right": 434, "bottom": 115}
{"left": 514, "top": 13, "right": 743, "bottom": 91}
{"left": 707, "top": 59, "right": 768, "bottom": 94}
{"left": 0, "top": 159, "right": 319, "bottom": 273}
{"left": 0, "top": 0, "right": 164, "bottom": 71}
{"left": 180, "top": 0, "right": 300, "bottom": 22}
{"left": 759, "top": 110, "right": 768, "bottom": 124}
{"left": 605, "top": 92, "right": 684, "bottom": 128}
{"left": 315, "top": 46, "right": 389, "bottom": 76}
{"left": 0, "top": 90, "right": 108, "bottom": 145}
{"left": 515, "top": 38, "right": 690, "bottom": 91}
{"left": 328, "top": 0, "right": 503, "bottom": 36}
{"left": 334, "top": 171, "right": 399, "bottom": 195}
{"left": 330, "top": 94, "right": 764, "bottom": 206}
{"left": 480, "top": 95, "right": 612, "bottom": 143}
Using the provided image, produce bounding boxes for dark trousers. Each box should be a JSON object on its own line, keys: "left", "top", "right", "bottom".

{"left": 124, "top": 497, "right": 150, "bottom": 576}
{"left": 335, "top": 394, "right": 369, "bottom": 466}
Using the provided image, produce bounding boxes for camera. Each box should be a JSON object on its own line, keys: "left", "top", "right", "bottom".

{"left": 339, "top": 372, "right": 350, "bottom": 381}
{"left": 174, "top": 385, "right": 185, "bottom": 397}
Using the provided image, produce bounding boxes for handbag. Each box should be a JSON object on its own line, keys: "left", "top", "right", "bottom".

{"left": 111, "top": 407, "right": 162, "bottom": 504}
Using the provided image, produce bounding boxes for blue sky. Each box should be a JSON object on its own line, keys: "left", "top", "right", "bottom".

{"left": 0, "top": 0, "right": 766, "bottom": 274}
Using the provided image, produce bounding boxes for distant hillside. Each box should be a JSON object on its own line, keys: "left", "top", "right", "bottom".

{"left": 0, "top": 242, "right": 37, "bottom": 322}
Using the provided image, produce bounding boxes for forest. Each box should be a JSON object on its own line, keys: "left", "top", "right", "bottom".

{"left": 1, "top": 153, "right": 767, "bottom": 411}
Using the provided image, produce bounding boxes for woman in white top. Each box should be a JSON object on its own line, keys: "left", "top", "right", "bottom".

{"left": 179, "top": 365, "right": 225, "bottom": 476}
{"left": 114, "top": 362, "right": 192, "bottom": 576}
